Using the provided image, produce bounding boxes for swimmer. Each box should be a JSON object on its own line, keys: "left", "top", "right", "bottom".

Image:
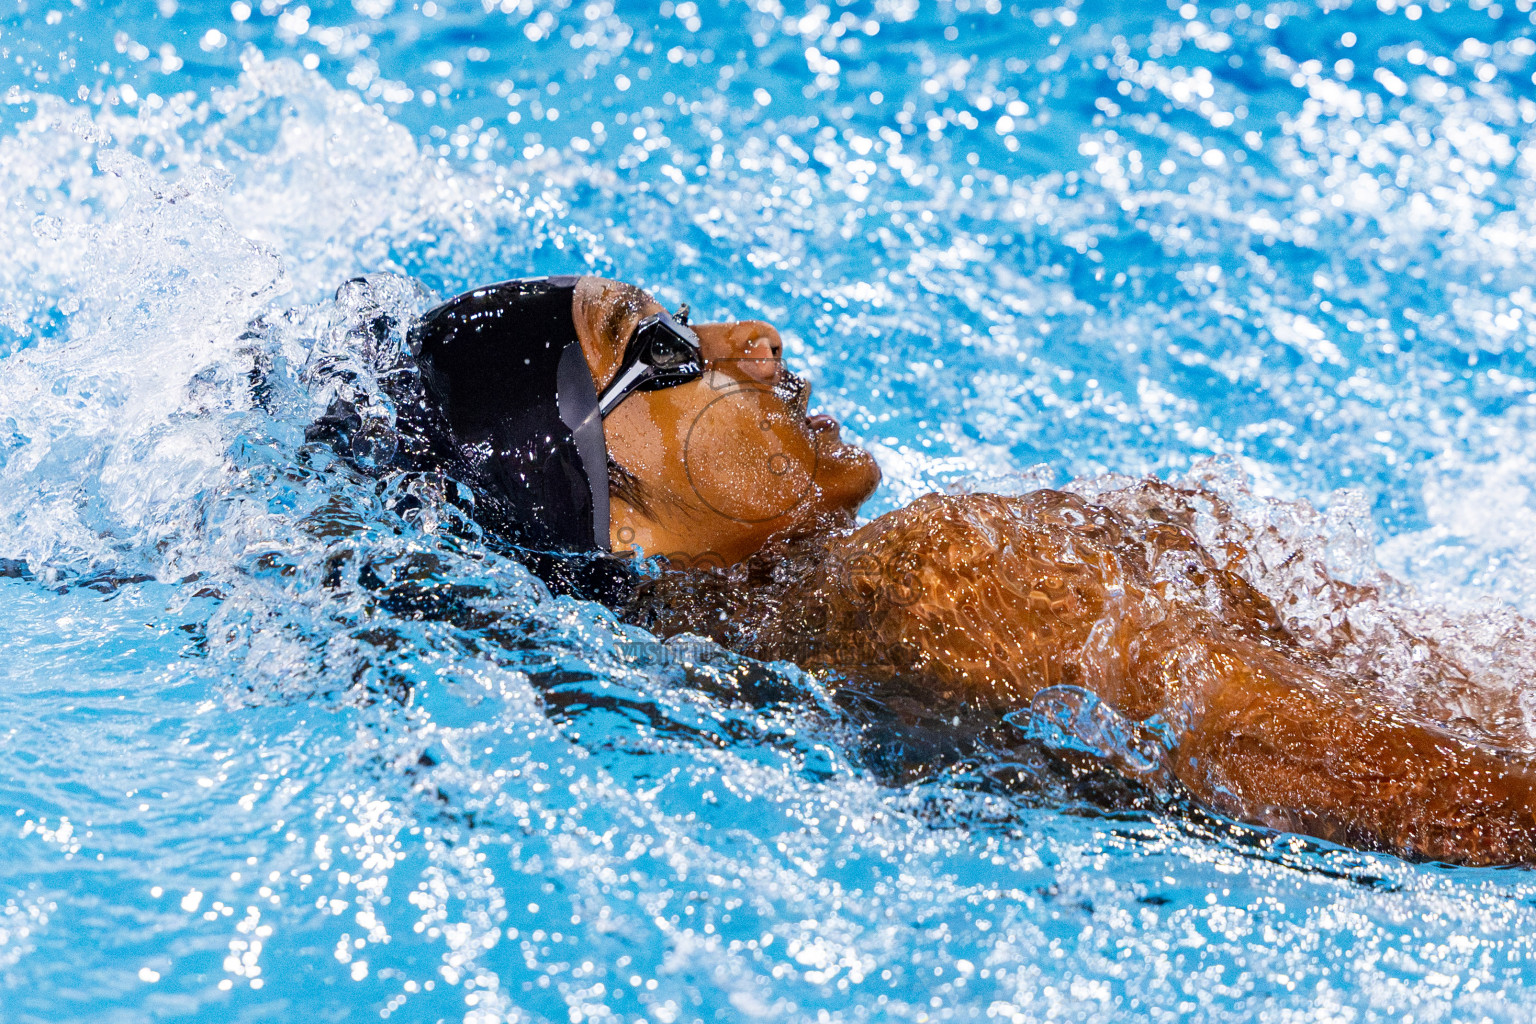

{"left": 389, "top": 275, "right": 1536, "bottom": 867}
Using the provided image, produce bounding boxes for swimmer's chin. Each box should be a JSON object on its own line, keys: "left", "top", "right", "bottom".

{"left": 813, "top": 427, "right": 881, "bottom": 513}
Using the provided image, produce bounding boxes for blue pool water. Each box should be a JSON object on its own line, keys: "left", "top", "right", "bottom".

{"left": 7, "top": 0, "right": 1536, "bottom": 1019}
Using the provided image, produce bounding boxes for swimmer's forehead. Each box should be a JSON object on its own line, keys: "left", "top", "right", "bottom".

{"left": 571, "top": 276, "right": 671, "bottom": 388}
{"left": 573, "top": 276, "right": 666, "bottom": 351}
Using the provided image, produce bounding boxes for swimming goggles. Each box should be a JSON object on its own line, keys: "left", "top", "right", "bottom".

{"left": 596, "top": 305, "right": 704, "bottom": 418}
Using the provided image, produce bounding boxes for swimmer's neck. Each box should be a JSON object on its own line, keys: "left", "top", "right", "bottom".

{"left": 611, "top": 497, "right": 857, "bottom": 570}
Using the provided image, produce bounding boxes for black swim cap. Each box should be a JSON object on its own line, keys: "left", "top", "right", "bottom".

{"left": 406, "top": 276, "right": 611, "bottom": 553}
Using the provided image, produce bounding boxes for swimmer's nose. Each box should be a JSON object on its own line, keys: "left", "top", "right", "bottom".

{"left": 737, "top": 331, "right": 782, "bottom": 382}
{"left": 696, "top": 320, "right": 783, "bottom": 382}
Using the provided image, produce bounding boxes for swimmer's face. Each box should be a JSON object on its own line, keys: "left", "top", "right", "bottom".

{"left": 572, "top": 276, "right": 881, "bottom": 566}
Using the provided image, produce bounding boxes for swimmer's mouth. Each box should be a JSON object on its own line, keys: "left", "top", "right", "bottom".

{"left": 781, "top": 374, "right": 837, "bottom": 434}
{"left": 806, "top": 412, "right": 839, "bottom": 433}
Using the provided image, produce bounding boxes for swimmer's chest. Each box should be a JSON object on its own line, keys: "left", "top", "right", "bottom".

{"left": 788, "top": 493, "right": 1155, "bottom": 703}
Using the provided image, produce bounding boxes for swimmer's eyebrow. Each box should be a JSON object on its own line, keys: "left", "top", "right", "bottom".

{"left": 597, "top": 281, "right": 661, "bottom": 350}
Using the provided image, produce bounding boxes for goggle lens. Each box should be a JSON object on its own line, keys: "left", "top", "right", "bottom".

{"left": 597, "top": 309, "right": 704, "bottom": 418}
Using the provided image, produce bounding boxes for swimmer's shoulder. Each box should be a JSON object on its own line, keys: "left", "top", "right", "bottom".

{"left": 834, "top": 489, "right": 1126, "bottom": 569}
{"left": 798, "top": 489, "right": 1136, "bottom": 636}
{"left": 796, "top": 490, "right": 1125, "bottom": 700}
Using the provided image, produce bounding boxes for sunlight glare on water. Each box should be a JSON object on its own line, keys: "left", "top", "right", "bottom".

{"left": 5, "top": 0, "right": 1536, "bottom": 1020}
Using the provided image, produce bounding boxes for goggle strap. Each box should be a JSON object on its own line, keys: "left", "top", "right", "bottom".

{"left": 597, "top": 359, "right": 656, "bottom": 418}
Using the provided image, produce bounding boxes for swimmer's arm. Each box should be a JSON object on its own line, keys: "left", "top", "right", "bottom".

{"left": 1167, "top": 638, "right": 1536, "bottom": 866}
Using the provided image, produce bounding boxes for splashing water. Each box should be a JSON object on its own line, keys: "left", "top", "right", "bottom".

{"left": 7, "top": 1, "right": 1536, "bottom": 1021}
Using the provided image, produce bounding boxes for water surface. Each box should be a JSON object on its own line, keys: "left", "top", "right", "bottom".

{"left": 5, "top": 0, "right": 1536, "bottom": 1020}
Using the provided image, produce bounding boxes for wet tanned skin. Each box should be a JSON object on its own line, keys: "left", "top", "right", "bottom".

{"left": 798, "top": 491, "right": 1536, "bottom": 864}
{"left": 572, "top": 276, "right": 881, "bottom": 565}
{"left": 573, "top": 276, "right": 1536, "bottom": 866}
